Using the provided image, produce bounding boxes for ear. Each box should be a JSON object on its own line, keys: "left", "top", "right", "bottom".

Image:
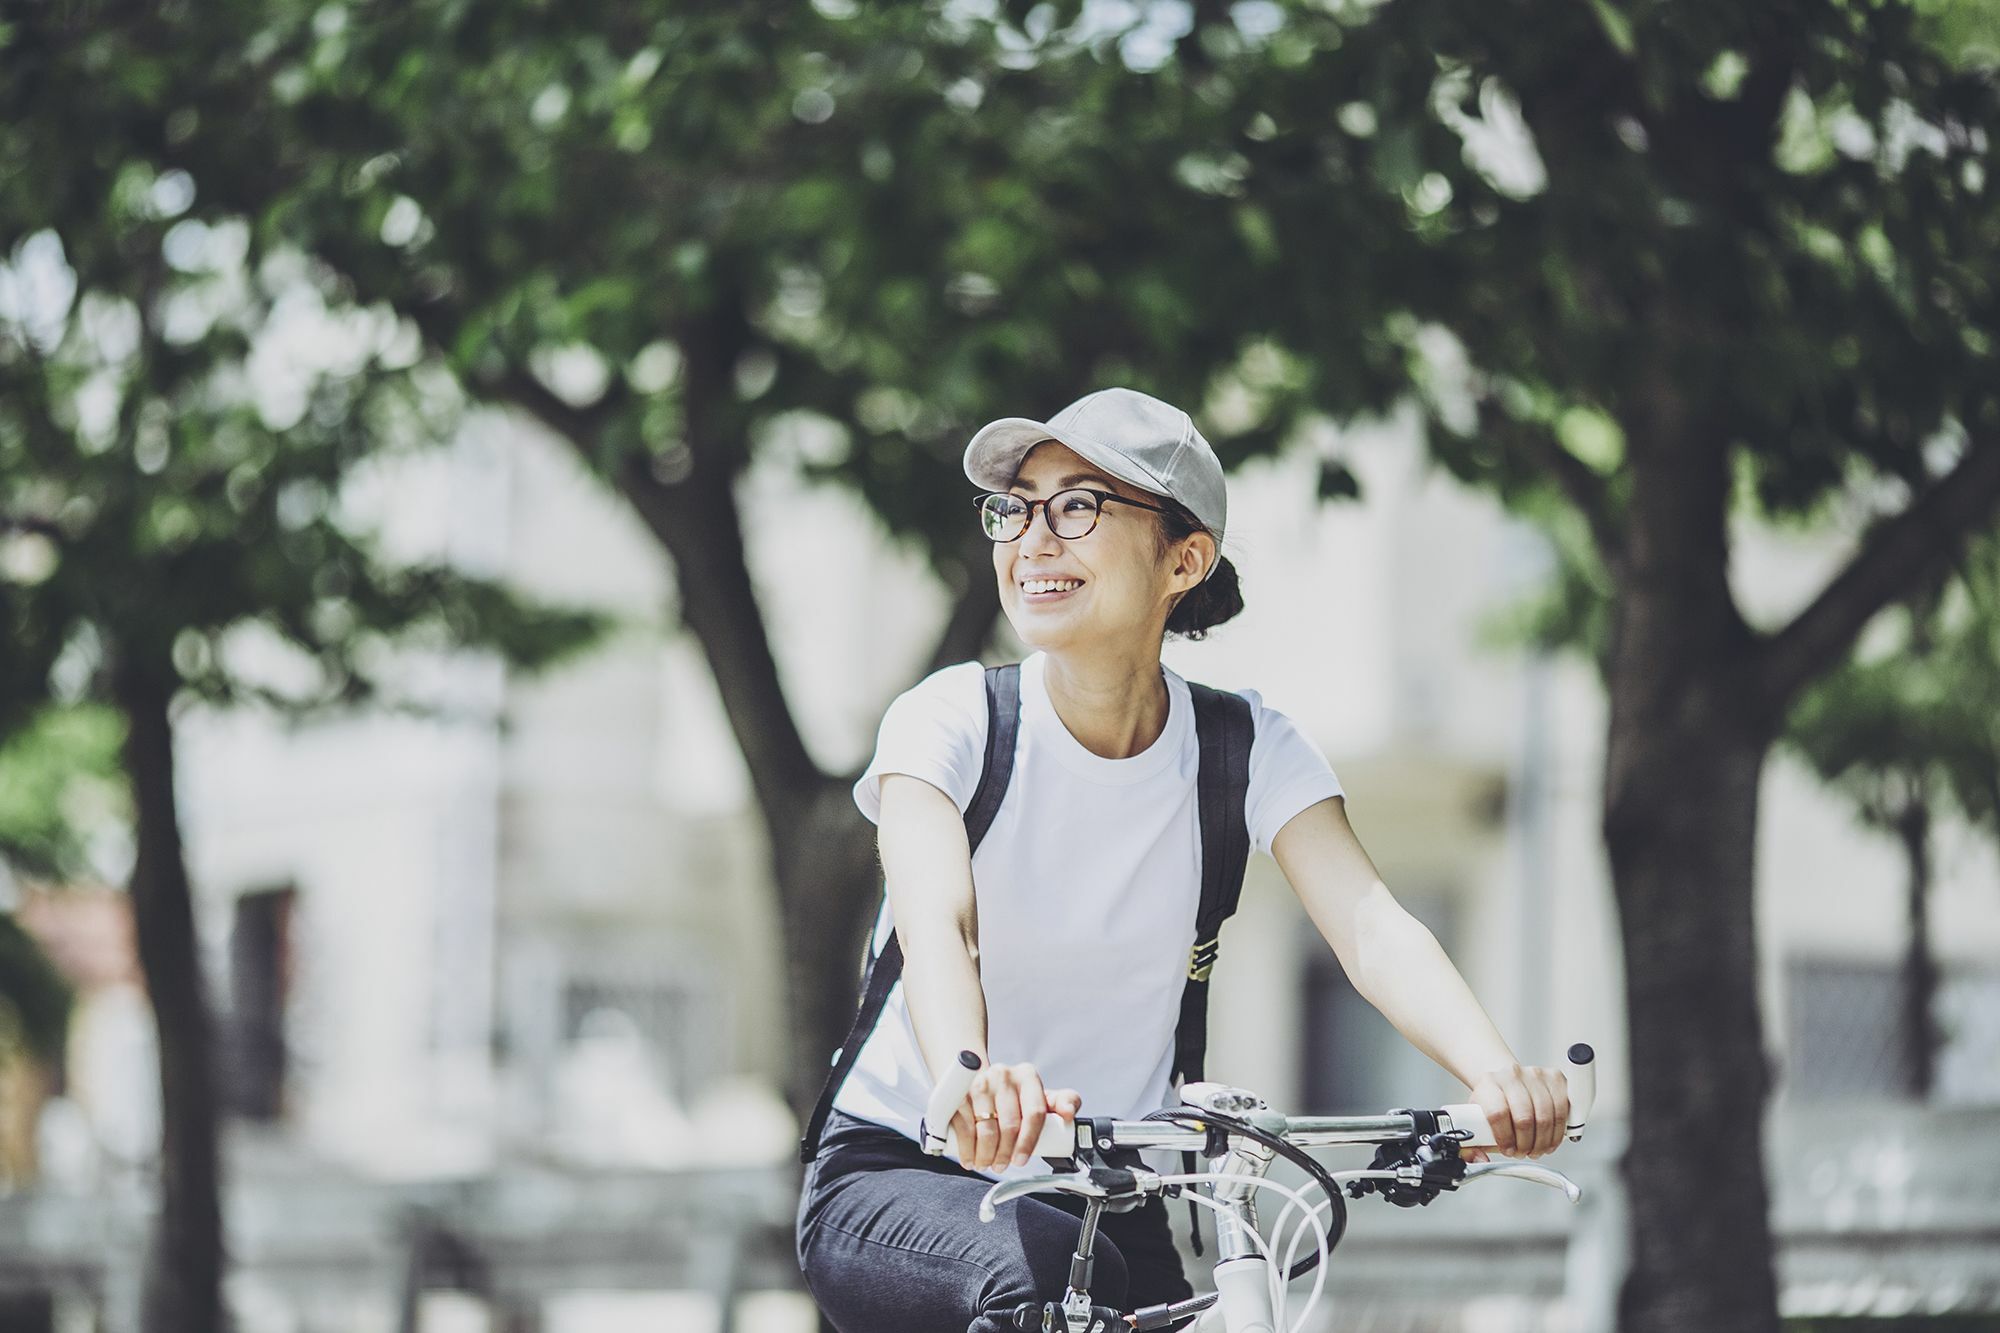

{"left": 1170, "top": 530, "right": 1218, "bottom": 593}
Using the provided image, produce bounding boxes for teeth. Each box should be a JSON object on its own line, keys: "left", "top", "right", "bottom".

{"left": 1023, "top": 579, "right": 1083, "bottom": 595}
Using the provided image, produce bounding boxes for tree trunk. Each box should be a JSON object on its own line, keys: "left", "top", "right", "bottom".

{"left": 1894, "top": 798, "right": 1937, "bottom": 1100}
{"left": 1607, "top": 710, "right": 1781, "bottom": 1333}
{"left": 1606, "top": 384, "right": 1781, "bottom": 1333}
{"left": 115, "top": 662, "right": 227, "bottom": 1333}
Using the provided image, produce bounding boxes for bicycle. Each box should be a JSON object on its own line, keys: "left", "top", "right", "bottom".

{"left": 917, "top": 1043, "right": 1598, "bottom": 1333}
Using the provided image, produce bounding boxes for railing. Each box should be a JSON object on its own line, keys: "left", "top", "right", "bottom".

{"left": 2, "top": 1105, "right": 1998, "bottom": 1331}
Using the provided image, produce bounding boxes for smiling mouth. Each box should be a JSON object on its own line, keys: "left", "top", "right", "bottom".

{"left": 1020, "top": 578, "right": 1084, "bottom": 596}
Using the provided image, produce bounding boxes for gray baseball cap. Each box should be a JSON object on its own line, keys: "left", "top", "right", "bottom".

{"left": 963, "top": 387, "right": 1227, "bottom": 543}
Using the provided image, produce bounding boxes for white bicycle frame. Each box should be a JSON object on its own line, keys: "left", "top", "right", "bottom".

{"left": 923, "top": 1046, "right": 1599, "bottom": 1333}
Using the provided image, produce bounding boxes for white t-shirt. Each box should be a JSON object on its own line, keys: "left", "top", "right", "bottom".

{"left": 832, "top": 652, "right": 1345, "bottom": 1171}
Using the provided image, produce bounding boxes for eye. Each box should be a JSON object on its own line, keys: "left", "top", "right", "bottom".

{"left": 1060, "top": 493, "right": 1098, "bottom": 515}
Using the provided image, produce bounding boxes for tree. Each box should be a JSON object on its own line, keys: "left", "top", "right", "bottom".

{"left": 1180, "top": 3, "right": 2000, "bottom": 1328}
{"left": 1784, "top": 533, "right": 2000, "bottom": 1097}
{"left": 0, "top": 704, "right": 126, "bottom": 885}
{"left": 115, "top": 0, "right": 1360, "bottom": 1122}
{"left": 23, "top": 4, "right": 2000, "bottom": 1330}
{"left": 0, "top": 40, "right": 601, "bottom": 1333}
{"left": 0, "top": 705, "right": 113, "bottom": 1153}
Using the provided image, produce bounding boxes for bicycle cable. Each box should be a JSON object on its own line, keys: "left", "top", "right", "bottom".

{"left": 1139, "top": 1106, "right": 1349, "bottom": 1280}
{"left": 1163, "top": 1173, "right": 1331, "bottom": 1333}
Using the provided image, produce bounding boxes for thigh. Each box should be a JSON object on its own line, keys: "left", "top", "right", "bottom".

{"left": 800, "top": 1125, "right": 1133, "bottom": 1333}
{"left": 1099, "top": 1197, "right": 1194, "bottom": 1308}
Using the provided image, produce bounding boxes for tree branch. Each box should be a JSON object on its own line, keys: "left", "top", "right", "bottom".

{"left": 488, "top": 356, "right": 825, "bottom": 836}
{"left": 1758, "top": 433, "right": 2000, "bottom": 718}
{"left": 1477, "top": 395, "right": 1625, "bottom": 563}
{"left": 351, "top": 275, "right": 829, "bottom": 839}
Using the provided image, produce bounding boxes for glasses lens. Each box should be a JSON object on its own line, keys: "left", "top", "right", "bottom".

{"left": 1047, "top": 489, "right": 1102, "bottom": 539}
{"left": 980, "top": 494, "right": 1028, "bottom": 541}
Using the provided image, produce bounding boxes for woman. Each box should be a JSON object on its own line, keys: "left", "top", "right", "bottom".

{"left": 797, "top": 387, "right": 1570, "bottom": 1332}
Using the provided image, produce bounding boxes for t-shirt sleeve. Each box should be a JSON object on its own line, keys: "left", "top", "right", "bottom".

{"left": 852, "top": 661, "right": 991, "bottom": 824}
{"left": 1241, "top": 689, "right": 1345, "bottom": 856}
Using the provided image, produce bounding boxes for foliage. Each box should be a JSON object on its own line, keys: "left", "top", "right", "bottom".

{"left": 0, "top": 185, "right": 604, "bottom": 732}
{"left": 0, "top": 705, "right": 127, "bottom": 883}
{"left": 81, "top": 1, "right": 1388, "bottom": 578}
{"left": 0, "top": 914, "right": 72, "bottom": 1068}
{"left": 1785, "top": 533, "right": 2000, "bottom": 835}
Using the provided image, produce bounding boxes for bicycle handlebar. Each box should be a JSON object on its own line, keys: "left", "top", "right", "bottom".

{"left": 976, "top": 1154, "right": 1582, "bottom": 1223}
{"left": 923, "top": 1043, "right": 1598, "bottom": 1162}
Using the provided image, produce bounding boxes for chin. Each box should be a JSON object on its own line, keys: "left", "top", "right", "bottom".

{"left": 1000, "top": 603, "right": 1078, "bottom": 655}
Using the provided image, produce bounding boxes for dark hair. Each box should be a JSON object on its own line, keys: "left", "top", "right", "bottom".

{"left": 1155, "top": 500, "right": 1244, "bottom": 640}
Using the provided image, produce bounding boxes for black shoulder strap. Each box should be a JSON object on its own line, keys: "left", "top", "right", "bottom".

{"left": 1171, "top": 681, "right": 1255, "bottom": 1089}
{"left": 798, "top": 664, "right": 1021, "bottom": 1163}
{"left": 1172, "top": 680, "right": 1255, "bottom": 1254}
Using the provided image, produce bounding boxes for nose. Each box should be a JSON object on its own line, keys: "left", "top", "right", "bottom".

{"left": 1017, "top": 502, "right": 1065, "bottom": 557}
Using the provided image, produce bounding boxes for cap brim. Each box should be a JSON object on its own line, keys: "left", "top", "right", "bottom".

{"left": 962, "top": 418, "right": 1175, "bottom": 500}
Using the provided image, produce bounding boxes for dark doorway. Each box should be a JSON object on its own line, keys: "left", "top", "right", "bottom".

{"left": 226, "top": 885, "right": 296, "bottom": 1120}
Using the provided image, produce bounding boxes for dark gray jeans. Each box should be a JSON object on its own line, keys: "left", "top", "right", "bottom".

{"left": 797, "top": 1111, "right": 1193, "bottom": 1333}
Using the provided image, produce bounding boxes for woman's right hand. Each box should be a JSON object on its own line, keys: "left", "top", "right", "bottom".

{"left": 950, "top": 1062, "right": 1082, "bottom": 1170}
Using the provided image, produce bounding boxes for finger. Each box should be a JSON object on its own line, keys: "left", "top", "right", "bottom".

{"left": 1013, "top": 1066, "right": 1048, "bottom": 1167}
{"left": 969, "top": 1079, "right": 1000, "bottom": 1169}
{"left": 1552, "top": 1072, "right": 1572, "bottom": 1155}
{"left": 973, "top": 1110, "right": 1001, "bottom": 1169}
{"left": 1464, "top": 1147, "right": 1490, "bottom": 1165}
{"left": 950, "top": 1107, "right": 975, "bottom": 1158}
{"left": 1503, "top": 1083, "right": 1536, "bottom": 1159}
{"left": 1525, "top": 1069, "right": 1558, "bottom": 1158}
{"left": 994, "top": 1070, "right": 1024, "bottom": 1166}
{"left": 968, "top": 1075, "right": 998, "bottom": 1123}
{"left": 1476, "top": 1083, "right": 1517, "bottom": 1156}
{"left": 1049, "top": 1088, "right": 1083, "bottom": 1118}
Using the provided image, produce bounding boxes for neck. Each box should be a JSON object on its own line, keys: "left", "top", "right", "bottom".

{"left": 1040, "top": 646, "right": 1170, "bottom": 759}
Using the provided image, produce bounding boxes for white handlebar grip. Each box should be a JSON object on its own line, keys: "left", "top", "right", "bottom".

{"left": 954, "top": 1110, "right": 1081, "bottom": 1162}
{"left": 922, "top": 1050, "right": 981, "bottom": 1155}
{"left": 1032, "top": 1113, "right": 1081, "bottom": 1159}
{"left": 1440, "top": 1103, "right": 1498, "bottom": 1148}
{"left": 1565, "top": 1043, "right": 1596, "bottom": 1142}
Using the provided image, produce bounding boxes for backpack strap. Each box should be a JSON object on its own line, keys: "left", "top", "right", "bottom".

{"left": 798, "top": 664, "right": 1021, "bottom": 1164}
{"left": 1172, "top": 682, "right": 1255, "bottom": 1089}
{"left": 1173, "top": 681, "right": 1254, "bottom": 1254}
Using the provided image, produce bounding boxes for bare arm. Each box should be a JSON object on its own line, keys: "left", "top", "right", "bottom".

{"left": 877, "top": 773, "right": 1079, "bottom": 1167}
{"left": 877, "top": 772, "right": 990, "bottom": 1080}
{"left": 1272, "top": 795, "right": 1569, "bottom": 1157}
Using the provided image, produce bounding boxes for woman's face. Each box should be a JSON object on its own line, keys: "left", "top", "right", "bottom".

{"left": 992, "top": 441, "right": 1209, "bottom": 655}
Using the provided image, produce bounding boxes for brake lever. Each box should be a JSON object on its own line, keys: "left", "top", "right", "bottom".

{"left": 1461, "top": 1161, "right": 1583, "bottom": 1203}
{"left": 979, "top": 1164, "right": 1167, "bottom": 1223}
{"left": 978, "top": 1172, "right": 1107, "bottom": 1222}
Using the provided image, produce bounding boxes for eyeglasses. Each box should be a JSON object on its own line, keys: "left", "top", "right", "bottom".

{"left": 975, "top": 487, "right": 1175, "bottom": 543}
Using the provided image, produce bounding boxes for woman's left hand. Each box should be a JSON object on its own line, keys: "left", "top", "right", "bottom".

{"left": 1462, "top": 1064, "right": 1569, "bottom": 1163}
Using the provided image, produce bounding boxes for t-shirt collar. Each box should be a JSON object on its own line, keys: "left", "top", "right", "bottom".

{"left": 1020, "top": 652, "right": 1191, "bottom": 786}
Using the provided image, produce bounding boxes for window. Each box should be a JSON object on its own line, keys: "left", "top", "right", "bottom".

{"left": 225, "top": 886, "right": 296, "bottom": 1121}
{"left": 1784, "top": 958, "right": 2000, "bottom": 1104}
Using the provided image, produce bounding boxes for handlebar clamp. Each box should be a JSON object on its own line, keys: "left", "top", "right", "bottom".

{"left": 1343, "top": 1112, "right": 1472, "bottom": 1208}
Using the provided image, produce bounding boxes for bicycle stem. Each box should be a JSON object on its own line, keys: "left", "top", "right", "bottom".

{"left": 1209, "top": 1136, "right": 1275, "bottom": 1263}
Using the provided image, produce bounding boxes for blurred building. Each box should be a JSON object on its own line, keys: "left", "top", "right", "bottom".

{"left": 11, "top": 404, "right": 1994, "bottom": 1332}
